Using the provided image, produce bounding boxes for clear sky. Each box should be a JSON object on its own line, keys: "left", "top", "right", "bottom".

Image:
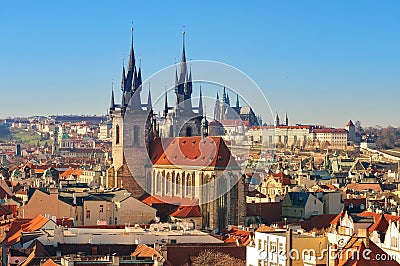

{"left": 0, "top": 1, "right": 399, "bottom": 127}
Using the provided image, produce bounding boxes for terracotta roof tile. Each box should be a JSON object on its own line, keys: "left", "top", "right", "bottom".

{"left": 169, "top": 205, "right": 201, "bottom": 218}
{"left": 149, "top": 137, "right": 239, "bottom": 169}
{"left": 131, "top": 244, "right": 162, "bottom": 259}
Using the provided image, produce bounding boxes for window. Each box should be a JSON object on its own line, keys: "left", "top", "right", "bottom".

{"left": 86, "top": 210, "right": 90, "bottom": 219}
{"left": 100, "top": 205, "right": 104, "bottom": 213}
{"left": 391, "top": 237, "right": 398, "bottom": 248}
{"left": 133, "top": 125, "right": 140, "bottom": 144}
{"left": 115, "top": 217, "right": 118, "bottom": 225}
{"left": 115, "top": 125, "right": 120, "bottom": 145}
{"left": 115, "top": 204, "right": 118, "bottom": 211}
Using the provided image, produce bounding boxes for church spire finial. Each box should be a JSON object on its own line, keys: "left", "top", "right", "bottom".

{"left": 182, "top": 28, "right": 186, "bottom": 63}
{"left": 128, "top": 22, "right": 135, "bottom": 71}
{"left": 236, "top": 93, "right": 240, "bottom": 108}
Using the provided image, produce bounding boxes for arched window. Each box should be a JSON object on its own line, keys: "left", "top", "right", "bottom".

{"left": 186, "top": 126, "right": 192, "bottom": 137}
{"left": 115, "top": 125, "right": 120, "bottom": 145}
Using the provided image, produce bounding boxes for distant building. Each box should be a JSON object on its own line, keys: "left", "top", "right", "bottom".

{"left": 282, "top": 191, "right": 324, "bottom": 220}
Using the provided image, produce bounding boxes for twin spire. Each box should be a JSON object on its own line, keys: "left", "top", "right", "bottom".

{"left": 113, "top": 28, "right": 203, "bottom": 117}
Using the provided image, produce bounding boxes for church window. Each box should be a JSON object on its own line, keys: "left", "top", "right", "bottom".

{"left": 133, "top": 126, "right": 140, "bottom": 144}
{"left": 115, "top": 125, "right": 120, "bottom": 145}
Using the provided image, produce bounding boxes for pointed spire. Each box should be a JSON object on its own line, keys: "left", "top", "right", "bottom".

{"left": 216, "top": 92, "right": 219, "bottom": 101}
{"left": 121, "top": 66, "right": 126, "bottom": 92}
{"left": 284, "top": 112, "right": 289, "bottom": 126}
{"left": 110, "top": 84, "right": 115, "bottom": 112}
{"left": 137, "top": 65, "right": 142, "bottom": 88}
{"left": 147, "top": 82, "right": 152, "bottom": 110}
{"left": 236, "top": 94, "right": 240, "bottom": 108}
{"left": 226, "top": 93, "right": 230, "bottom": 105}
{"left": 128, "top": 24, "right": 135, "bottom": 71}
{"left": 198, "top": 85, "right": 203, "bottom": 116}
{"left": 163, "top": 88, "right": 169, "bottom": 118}
{"left": 274, "top": 112, "right": 280, "bottom": 126}
{"left": 179, "top": 30, "right": 187, "bottom": 83}
{"left": 222, "top": 86, "right": 227, "bottom": 103}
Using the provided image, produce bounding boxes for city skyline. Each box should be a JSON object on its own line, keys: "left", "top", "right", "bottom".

{"left": 0, "top": 1, "right": 399, "bottom": 127}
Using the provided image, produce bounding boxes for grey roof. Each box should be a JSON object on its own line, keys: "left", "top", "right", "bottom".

{"left": 287, "top": 192, "right": 310, "bottom": 207}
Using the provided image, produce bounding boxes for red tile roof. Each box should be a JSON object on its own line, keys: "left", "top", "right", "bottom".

{"left": 358, "top": 211, "right": 400, "bottom": 222}
{"left": 169, "top": 205, "right": 201, "bottom": 218}
{"left": 301, "top": 214, "right": 338, "bottom": 231}
{"left": 4, "top": 215, "right": 50, "bottom": 246}
{"left": 141, "top": 195, "right": 199, "bottom": 207}
{"left": 149, "top": 137, "right": 239, "bottom": 169}
{"left": 337, "top": 237, "right": 399, "bottom": 266}
{"left": 41, "top": 259, "right": 60, "bottom": 266}
{"left": 131, "top": 244, "right": 162, "bottom": 259}
{"left": 330, "top": 211, "right": 346, "bottom": 225}
{"left": 312, "top": 128, "right": 347, "bottom": 134}
{"left": 368, "top": 214, "right": 389, "bottom": 233}
{"left": 346, "top": 183, "right": 383, "bottom": 192}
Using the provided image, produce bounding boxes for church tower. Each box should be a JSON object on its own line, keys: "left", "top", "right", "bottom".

{"left": 108, "top": 28, "right": 152, "bottom": 198}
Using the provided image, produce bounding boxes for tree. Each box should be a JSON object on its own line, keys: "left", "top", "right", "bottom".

{"left": 190, "top": 250, "right": 245, "bottom": 266}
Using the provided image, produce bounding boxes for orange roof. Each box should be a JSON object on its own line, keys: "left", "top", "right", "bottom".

{"left": 60, "top": 168, "right": 82, "bottom": 178}
{"left": 131, "top": 244, "right": 162, "bottom": 259}
{"left": 6, "top": 215, "right": 50, "bottom": 246}
{"left": 346, "top": 183, "right": 383, "bottom": 192}
{"left": 42, "top": 259, "right": 60, "bottom": 266}
{"left": 358, "top": 211, "right": 400, "bottom": 223}
{"left": 149, "top": 137, "right": 239, "bottom": 169}
{"left": 169, "top": 205, "right": 201, "bottom": 218}
{"left": 330, "top": 211, "right": 346, "bottom": 225}
{"left": 256, "top": 225, "right": 275, "bottom": 232}
{"left": 338, "top": 237, "right": 399, "bottom": 265}
{"left": 223, "top": 227, "right": 251, "bottom": 246}
{"left": 368, "top": 214, "right": 389, "bottom": 233}
{"left": 141, "top": 195, "right": 199, "bottom": 207}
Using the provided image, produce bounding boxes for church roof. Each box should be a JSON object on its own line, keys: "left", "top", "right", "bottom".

{"left": 149, "top": 136, "right": 239, "bottom": 169}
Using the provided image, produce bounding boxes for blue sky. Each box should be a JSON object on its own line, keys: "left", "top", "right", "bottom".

{"left": 0, "top": 1, "right": 399, "bottom": 127}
